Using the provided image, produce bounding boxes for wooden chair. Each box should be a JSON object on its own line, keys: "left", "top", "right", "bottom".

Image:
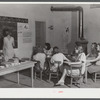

{"left": 34, "top": 61, "right": 47, "bottom": 80}
{"left": 34, "top": 61, "right": 43, "bottom": 80}
{"left": 87, "top": 65, "right": 100, "bottom": 83}
{"left": 68, "top": 63, "right": 84, "bottom": 87}
{"left": 49, "top": 61, "right": 61, "bottom": 82}
{"left": 94, "top": 72, "right": 100, "bottom": 82}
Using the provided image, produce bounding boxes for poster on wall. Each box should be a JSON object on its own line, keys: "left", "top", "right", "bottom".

{"left": 17, "top": 23, "right": 32, "bottom": 43}
{"left": 17, "top": 23, "right": 29, "bottom": 34}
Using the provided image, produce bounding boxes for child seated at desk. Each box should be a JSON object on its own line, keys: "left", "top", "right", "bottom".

{"left": 87, "top": 43, "right": 100, "bottom": 74}
{"left": 43, "top": 43, "right": 53, "bottom": 58}
{"left": 33, "top": 47, "right": 46, "bottom": 71}
{"left": 50, "top": 46, "right": 70, "bottom": 72}
{"left": 55, "top": 45, "right": 86, "bottom": 86}
{"left": 87, "top": 42, "right": 98, "bottom": 60}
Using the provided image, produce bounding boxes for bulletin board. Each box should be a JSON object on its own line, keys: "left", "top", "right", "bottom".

{"left": 0, "top": 16, "right": 28, "bottom": 50}
{"left": 17, "top": 23, "right": 32, "bottom": 44}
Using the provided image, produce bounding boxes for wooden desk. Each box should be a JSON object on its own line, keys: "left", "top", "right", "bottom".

{"left": 0, "top": 61, "right": 36, "bottom": 87}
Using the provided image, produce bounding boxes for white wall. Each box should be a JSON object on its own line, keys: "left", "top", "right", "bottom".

{"left": 52, "top": 4, "right": 100, "bottom": 53}
{"left": 77, "top": 4, "right": 100, "bottom": 52}
{"left": 49, "top": 4, "right": 79, "bottom": 53}
{"left": 0, "top": 4, "right": 34, "bottom": 58}
{"left": 49, "top": 4, "right": 100, "bottom": 53}
{"left": 50, "top": 11, "right": 72, "bottom": 53}
{"left": 31, "top": 4, "right": 100, "bottom": 54}
{"left": 0, "top": 4, "right": 52, "bottom": 58}
{"left": 1, "top": 4, "right": 99, "bottom": 57}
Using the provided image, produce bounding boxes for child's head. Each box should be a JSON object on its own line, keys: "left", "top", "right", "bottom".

{"left": 45, "top": 43, "right": 51, "bottom": 50}
{"left": 77, "top": 45, "right": 84, "bottom": 54}
{"left": 91, "top": 42, "right": 97, "bottom": 49}
{"left": 5, "top": 29, "right": 11, "bottom": 36}
{"left": 53, "top": 46, "right": 59, "bottom": 54}
{"left": 74, "top": 45, "right": 78, "bottom": 54}
{"left": 97, "top": 43, "right": 100, "bottom": 52}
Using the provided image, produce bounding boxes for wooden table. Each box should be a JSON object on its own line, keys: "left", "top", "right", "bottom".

{"left": 0, "top": 61, "right": 36, "bottom": 87}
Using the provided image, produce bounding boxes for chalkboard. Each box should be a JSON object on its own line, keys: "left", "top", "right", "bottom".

{"left": 0, "top": 21, "right": 17, "bottom": 50}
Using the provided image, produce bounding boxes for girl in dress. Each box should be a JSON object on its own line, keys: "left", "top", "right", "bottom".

{"left": 56, "top": 45, "right": 86, "bottom": 86}
{"left": 87, "top": 43, "right": 100, "bottom": 74}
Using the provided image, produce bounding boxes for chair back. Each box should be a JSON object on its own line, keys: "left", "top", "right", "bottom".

{"left": 70, "top": 63, "right": 83, "bottom": 77}
{"left": 49, "top": 61, "right": 62, "bottom": 72}
{"left": 34, "top": 61, "right": 42, "bottom": 72}
{"left": 54, "top": 61, "right": 61, "bottom": 66}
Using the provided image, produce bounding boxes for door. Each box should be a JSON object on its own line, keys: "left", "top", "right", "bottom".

{"left": 35, "top": 21, "right": 46, "bottom": 47}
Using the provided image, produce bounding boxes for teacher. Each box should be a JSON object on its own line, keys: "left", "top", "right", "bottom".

{"left": 3, "top": 29, "right": 15, "bottom": 61}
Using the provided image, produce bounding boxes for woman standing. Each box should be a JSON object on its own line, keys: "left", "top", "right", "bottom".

{"left": 3, "top": 29, "right": 15, "bottom": 61}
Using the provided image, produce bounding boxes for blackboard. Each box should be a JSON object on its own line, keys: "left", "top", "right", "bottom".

{"left": 0, "top": 16, "right": 28, "bottom": 50}
{"left": 0, "top": 21, "right": 17, "bottom": 50}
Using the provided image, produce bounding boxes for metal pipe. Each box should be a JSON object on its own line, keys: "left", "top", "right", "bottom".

{"left": 51, "top": 6, "right": 84, "bottom": 39}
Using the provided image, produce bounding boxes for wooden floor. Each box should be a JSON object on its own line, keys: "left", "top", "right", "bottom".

{"left": 0, "top": 71, "right": 100, "bottom": 88}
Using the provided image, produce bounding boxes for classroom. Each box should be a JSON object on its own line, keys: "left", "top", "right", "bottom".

{"left": 0, "top": 3, "right": 100, "bottom": 88}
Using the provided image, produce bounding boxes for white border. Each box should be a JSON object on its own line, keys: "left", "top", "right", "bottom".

{"left": 0, "top": 88, "right": 100, "bottom": 98}
{"left": 0, "top": 2, "right": 99, "bottom": 4}
{"left": 0, "top": 2, "right": 100, "bottom": 98}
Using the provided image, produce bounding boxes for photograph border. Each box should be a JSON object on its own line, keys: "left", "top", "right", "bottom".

{"left": 0, "top": 1, "right": 100, "bottom": 99}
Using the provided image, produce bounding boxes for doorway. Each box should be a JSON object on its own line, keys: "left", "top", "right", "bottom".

{"left": 35, "top": 21, "right": 46, "bottom": 47}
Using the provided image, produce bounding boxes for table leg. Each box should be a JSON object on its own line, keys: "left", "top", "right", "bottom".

{"left": 85, "top": 67, "right": 87, "bottom": 83}
{"left": 17, "top": 71, "right": 20, "bottom": 85}
{"left": 31, "top": 67, "right": 34, "bottom": 87}
{"left": 94, "top": 73, "right": 96, "bottom": 83}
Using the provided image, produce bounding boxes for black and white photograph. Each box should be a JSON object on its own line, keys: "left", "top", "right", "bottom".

{"left": 0, "top": 2, "right": 100, "bottom": 91}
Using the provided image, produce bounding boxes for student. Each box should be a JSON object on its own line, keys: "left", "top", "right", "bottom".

{"left": 50, "top": 46, "right": 70, "bottom": 72}
{"left": 87, "top": 42, "right": 98, "bottom": 59}
{"left": 56, "top": 45, "right": 86, "bottom": 86}
{"left": 31, "top": 46, "right": 38, "bottom": 60}
{"left": 70, "top": 44, "right": 79, "bottom": 61}
{"left": 65, "top": 45, "right": 79, "bottom": 62}
{"left": 43, "top": 43, "right": 53, "bottom": 58}
{"left": 33, "top": 47, "right": 46, "bottom": 70}
{"left": 87, "top": 43, "right": 100, "bottom": 74}
{"left": 3, "top": 29, "right": 15, "bottom": 61}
